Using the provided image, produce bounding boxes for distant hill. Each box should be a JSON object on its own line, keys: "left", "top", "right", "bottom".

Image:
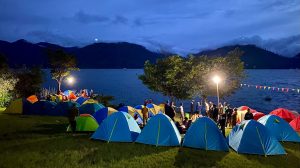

{"left": 0, "top": 40, "right": 163, "bottom": 68}
{"left": 0, "top": 40, "right": 299, "bottom": 69}
{"left": 194, "top": 45, "right": 300, "bottom": 69}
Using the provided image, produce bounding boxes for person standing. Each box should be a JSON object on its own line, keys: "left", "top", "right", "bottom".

{"left": 190, "top": 100, "right": 195, "bottom": 119}
{"left": 169, "top": 101, "right": 176, "bottom": 121}
{"left": 225, "top": 105, "right": 233, "bottom": 128}
{"left": 218, "top": 109, "right": 227, "bottom": 137}
{"left": 142, "top": 103, "right": 149, "bottom": 126}
{"left": 68, "top": 104, "right": 79, "bottom": 135}
{"left": 179, "top": 103, "right": 185, "bottom": 122}
{"left": 244, "top": 108, "right": 254, "bottom": 120}
{"left": 204, "top": 99, "right": 210, "bottom": 117}
{"left": 212, "top": 104, "right": 219, "bottom": 123}
{"left": 232, "top": 108, "right": 237, "bottom": 127}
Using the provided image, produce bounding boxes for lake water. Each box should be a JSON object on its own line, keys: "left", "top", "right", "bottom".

{"left": 43, "top": 69, "right": 300, "bottom": 113}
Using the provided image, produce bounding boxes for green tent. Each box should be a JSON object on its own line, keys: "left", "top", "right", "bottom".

{"left": 3, "top": 98, "right": 23, "bottom": 114}
{"left": 67, "top": 114, "right": 99, "bottom": 132}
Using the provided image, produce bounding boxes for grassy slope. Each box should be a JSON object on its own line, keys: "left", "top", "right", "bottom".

{"left": 0, "top": 114, "right": 299, "bottom": 168}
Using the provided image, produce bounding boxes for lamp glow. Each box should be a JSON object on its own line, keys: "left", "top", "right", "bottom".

{"left": 66, "top": 76, "right": 75, "bottom": 85}
{"left": 212, "top": 75, "right": 221, "bottom": 84}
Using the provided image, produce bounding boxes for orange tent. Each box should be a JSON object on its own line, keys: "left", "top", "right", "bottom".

{"left": 290, "top": 116, "right": 300, "bottom": 132}
{"left": 27, "top": 95, "right": 38, "bottom": 103}
{"left": 270, "top": 108, "right": 296, "bottom": 122}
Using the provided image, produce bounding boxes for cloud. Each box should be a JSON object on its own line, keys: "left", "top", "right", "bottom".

{"left": 113, "top": 15, "right": 128, "bottom": 24}
{"left": 227, "top": 35, "right": 300, "bottom": 57}
{"left": 72, "top": 11, "right": 110, "bottom": 24}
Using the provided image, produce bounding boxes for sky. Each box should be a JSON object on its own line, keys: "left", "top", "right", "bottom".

{"left": 0, "top": 0, "right": 299, "bottom": 56}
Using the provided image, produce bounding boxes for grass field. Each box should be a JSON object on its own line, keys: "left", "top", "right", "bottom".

{"left": 0, "top": 113, "right": 299, "bottom": 168}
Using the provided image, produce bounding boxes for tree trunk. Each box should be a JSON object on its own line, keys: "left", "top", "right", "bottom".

{"left": 57, "top": 80, "right": 61, "bottom": 94}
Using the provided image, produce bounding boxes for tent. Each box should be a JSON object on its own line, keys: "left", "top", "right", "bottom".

{"left": 67, "top": 114, "right": 99, "bottom": 132}
{"left": 3, "top": 98, "right": 23, "bottom": 114}
{"left": 135, "top": 114, "right": 181, "bottom": 146}
{"left": 183, "top": 117, "right": 229, "bottom": 151}
{"left": 147, "top": 103, "right": 163, "bottom": 115}
{"left": 270, "top": 108, "right": 296, "bottom": 122}
{"left": 227, "top": 120, "right": 286, "bottom": 156}
{"left": 253, "top": 111, "right": 265, "bottom": 120}
{"left": 91, "top": 112, "right": 141, "bottom": 142}
{"left": 79, "top": 103, "right": 104, "bottom": 115}
{"left": 55, "top": 101, "right": 80, "bottom": 116}
{"left": 258, "top": 115, "right": 300, "bottom": 142}
{"left": 26, "top": 95, "right": 38, "bottom": 104}
{"left": 118, "top": 106, "right": 135, "bottom": 116}
{"left": 133, "top": 111, "right": 143, "bottom": 125}
{"left": 92, "top": 107, "right": 117, "bottom": 124}
{"left": 25, "top": 100, "right": 57, "bottom": 116}
{"left": 290, "top": 116, "right": 300, "bottom": 132}
{"left": 236, "top": 106, "right": 264, "bottom": 123}
{"left": 82, "top": 99, "right": 98, "bottom": 105}
{"left": 76, "top": 97, "right": 88, "bottom": 105}
{"left": 134, "top": 105, "right": 145, "bottom": 110}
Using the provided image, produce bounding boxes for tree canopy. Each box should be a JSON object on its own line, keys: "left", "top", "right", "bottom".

{"left": 139, "top": 48, "right": 245, "bottom": 101}
{"left": 47, "top": 50, "right": 78, "bottom": 93}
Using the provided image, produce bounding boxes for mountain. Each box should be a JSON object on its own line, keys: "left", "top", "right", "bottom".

{"left": 0, "top": 40, "right": 299, "bottom": 69}
{"left": 194, "top": 45, "right": 300, "bottom": 69}
{"left": 0, "top": 40, "right": 163, "bottom": 68}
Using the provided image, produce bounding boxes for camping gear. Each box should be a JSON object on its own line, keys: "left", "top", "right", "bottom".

{"left": 183, "top": 117, "right": 229, "bottom": 151}
{"left": 3, "top": 98, "right": 24, "bottom": 114}
{"left": 270, "top": 108, "right": 296, "bottom": 122}
{"left": 92, "top": 107, "right": 117, "bottom": 124}
{"left": 290, "top": 116, "right": 300, "bottom": 132}
{"left": 91, "top": 112, "right": 141, "bottom": 142}
{"left": 227, "top": 120, "right": 286, "bottom": 156}
{"left": 66, "top": 114, "right": 98, "bottom": 132}
{"left": 258, "top": 115, "right": 300, "bottom": 142}
{"left": 79, "top": 103, "right": 104, "bottom": 115}
{"left": 135, "top": 114, "right": 181, "bottom": 146}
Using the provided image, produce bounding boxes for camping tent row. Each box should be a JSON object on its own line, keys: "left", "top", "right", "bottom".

{"left": 4, "top": 97, "right": 105, "bottom": 116}
{"left": 74, "top": 112, "right": 300, "bottom": 156}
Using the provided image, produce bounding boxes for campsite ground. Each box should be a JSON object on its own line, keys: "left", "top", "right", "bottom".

{"left": 0, "top": 112, "right": 299, "bottom": 168}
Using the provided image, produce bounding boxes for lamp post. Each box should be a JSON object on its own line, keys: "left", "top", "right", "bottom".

{"left": 212, "top": 75, "right": 221, "bottom": 105}
{"left": 66, "top": 76, "right": 75, "bottom": 85}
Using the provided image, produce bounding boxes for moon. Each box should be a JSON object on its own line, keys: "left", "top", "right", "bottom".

{"left": 94, "top": 38, "right": 98, "bottom": 42}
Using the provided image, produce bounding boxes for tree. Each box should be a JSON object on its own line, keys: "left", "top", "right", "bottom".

{"left": 14, "top": 67, "right": 44, "bottom": 98}
{"left": 139, "top": 48, "right": 245, "bottom": 100}
{"left": 0, "top": 54, "right": 18, "bottom": 107}
{"left": 47, "top": 50, "right": 78, "bottom": 93}
{"left": 139, "top": 55, "right": 193, "bottom": 101}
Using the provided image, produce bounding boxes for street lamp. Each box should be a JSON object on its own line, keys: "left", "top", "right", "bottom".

{"left": 66, "top": 76, "right": 75, "bottom": 85}
{"left": 212, "top": 75, "right": 221, "bottom": 105}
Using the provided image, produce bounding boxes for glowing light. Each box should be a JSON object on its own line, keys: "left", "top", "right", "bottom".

{"left": 212, "top": 75, "right": 221, "bottom": 84}
{"left": 66, "top": 76, "right": 75, "bottom": 85}
{"left": 94, "top": 38, "right": 98, "bottom": 42}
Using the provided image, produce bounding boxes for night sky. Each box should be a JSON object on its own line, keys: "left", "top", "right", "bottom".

{"left": 0, "top": 0, "right": 299, "bottom": 56}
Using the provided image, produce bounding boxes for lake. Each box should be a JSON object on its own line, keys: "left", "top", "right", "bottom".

{"left": 43, "top": 69, "right": 300, "bottom": 113}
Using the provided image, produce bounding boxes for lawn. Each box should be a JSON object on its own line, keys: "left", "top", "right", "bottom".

{"left": 0, "top": 113, "right": 299, "bottom": 168}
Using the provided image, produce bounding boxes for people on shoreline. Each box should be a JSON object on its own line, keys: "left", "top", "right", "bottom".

{"left": 244, "top": 108, "right": 254, "bottom": 120}
{"left": 141, "top": 103, "right": 149, "bottom": 126}
{"left": 68, "top": 103, "right": 79, "bottom": 135}
{"left": 178, "top": 103, "right": 185, "bottom": 122}
{"left": 232, "top": 108, "right": 237, "bottom": 127}
{"left": 190, "top": 100, "right": 195, "bottom": 119}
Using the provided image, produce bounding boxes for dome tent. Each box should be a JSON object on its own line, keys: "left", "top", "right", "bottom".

{"left": 92, "top": 107, "right": 117, "bottom": 124}
{"left": 118, "top": 106, "right": 135, "bottom": 116}
{"left": 67, "top": 114, "right": 99, "bottom": 132}
{"left": 270, "top": 108, "right": 296, "bottom": 123}
{"left": 26, "top": 95, "right": 38, "bottom": 104}
{"left": 290, "top": 116, "right": 300, "bottom": 132}
{"left": 79, "top": 103, "right": 104, "bottom": 115}
{"left": 135, "top": 114, "right": 181, "bottom": 146}
{"left": 91, "top": 112, "right": 141, "bottom": 142}
{"left": 76, "top": 97, "right": 88, "bottom": 105}
{"left": 227, "top": 120, "right": 286, "bottom": 156}
{"left": 258, "top": 115, "right": 300, "bottom": 142}
{"left": 183, "top": 117, "right": 229, "bottom": 151}
{"left": 25, "top": 100, "right": 57, "bottom": 116}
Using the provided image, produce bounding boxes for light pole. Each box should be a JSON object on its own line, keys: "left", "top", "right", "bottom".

{"left": 212, "top": 75, "right": 221, "bottom": 105}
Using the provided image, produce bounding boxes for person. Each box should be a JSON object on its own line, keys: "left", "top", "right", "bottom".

{"left": 90, "top": 89, "right": 94, "bottom": 97}
{"left": 225, "top": 105, "right": 233, "bottom": 128}
{"left": 232, "top": 108, "right": 237, "bottom": 127}
{"left": 218, "top": 103, "right": 223, "bottom": 115}
{"left": 182, "top": 117, "right": 192, "bottom": 130}
{"left": 141, "top": 103, "right": 149, "bottom": 126}
{"left": 197, "top": 101, "right": 202, "bottom": 115}
{"left": 218, "top": 108, "right": 226, "bottom": 137}
{"left": 68, "top": 104, "right": 79, "bottom": 135}
{"left": 175, "top": 122, "right": 185, "bottom": 134}
{"left": 169, "top": 101, "right": 176, "bottom": 121}
{"left": 190, "top": 100, "right": 195, "bottom": 119}
{"left": 204, "top": 99, "right": 210, "bottom": 117}
{"left": 212, "top": 104, "right": 219, "bottom": 123}
{"left": 178, "top": 103, "right": 185, "bottom": 122}
{"left": 208, "top": 101, "right": 214, "bottom": 118}
{"left": 244, "top": 108, "right": 254, "bottom": 120}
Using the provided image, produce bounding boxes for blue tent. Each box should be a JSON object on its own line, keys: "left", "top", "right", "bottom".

{"left": 92, "top": 107, "right": 117, "bottom": 124}
{"left": 76, "top": 97, "right": 88, "bottom": 105}
{"left": 183, "top": 117, "right": 229, "bottom": 151}
{"left": 27, "top": 101, "right": 57, "bottom": 116}
{"left": 258, "top": 115, "right": 300, "bottom": 142}
{"left": 227, "top": 120, "right": 286, "bottom": 156}
{"left": 55, "top": 101, "right": 80, "bottom": 116}
{"left": 79, "top": 103, "right": 104, "bottom": 115}
{"left": 91, "top": 112, "right": 141, "bottom": 142}
{"left": 135, "top": 114, "right": 181, "bottom": 146}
